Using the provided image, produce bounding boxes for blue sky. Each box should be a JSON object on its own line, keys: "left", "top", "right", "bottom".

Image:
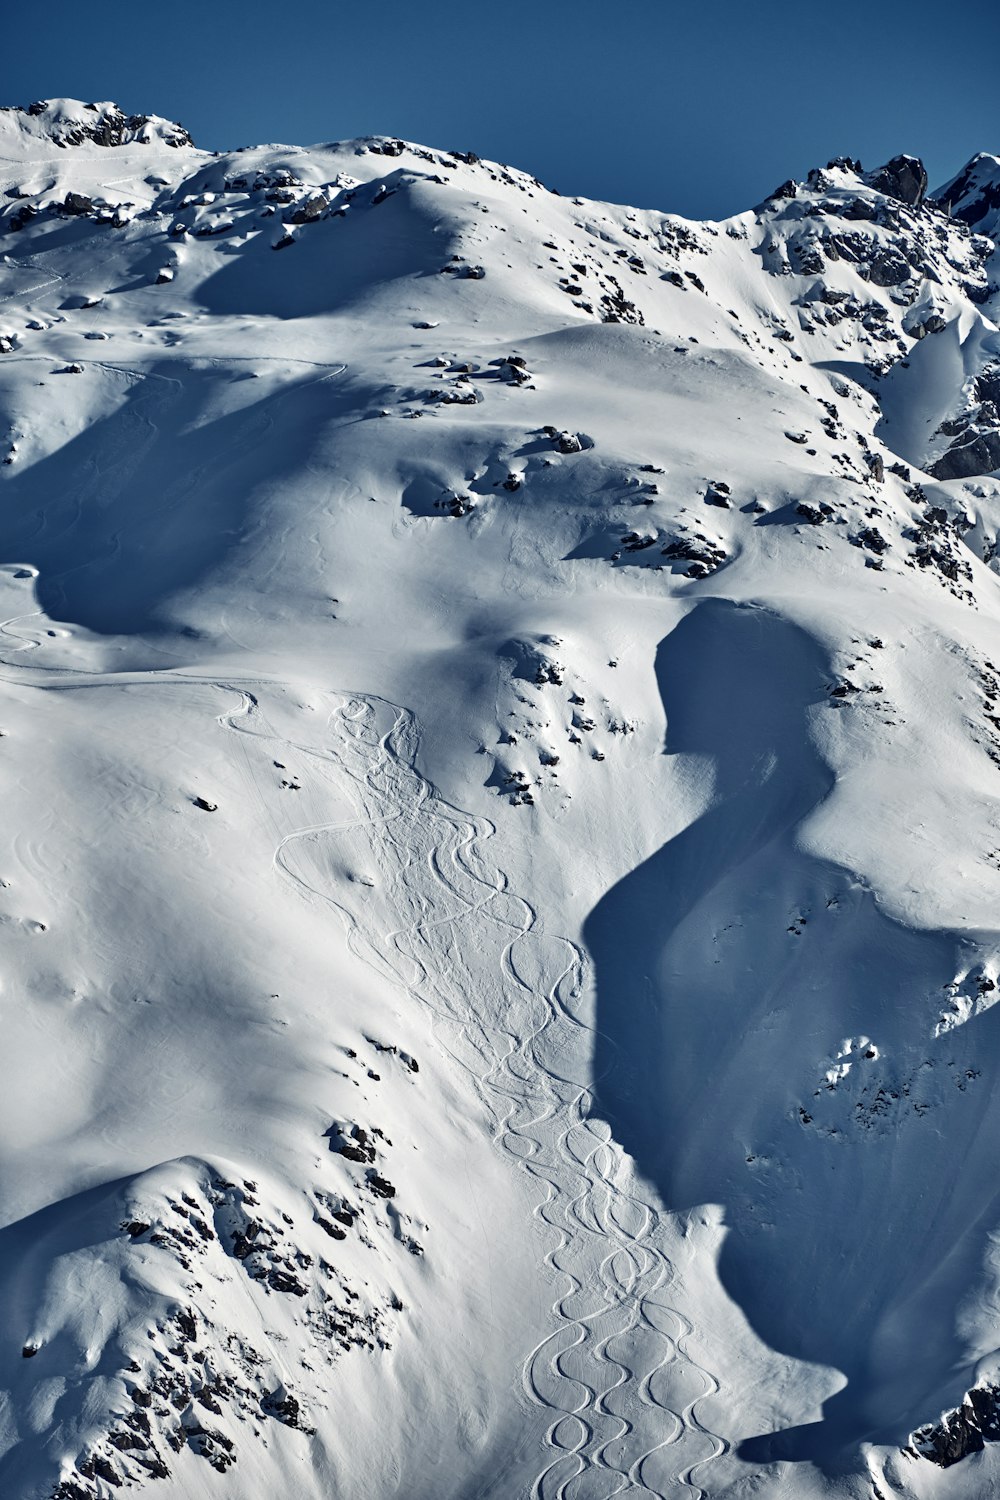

{"left": 6, "top": 0, "right": 1000, "bottom": 218}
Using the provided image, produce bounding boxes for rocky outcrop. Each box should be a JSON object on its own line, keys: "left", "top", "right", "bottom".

{"left": 911, "top": 1383, "right": 1000, "bottom": 1466}
{"left": 286, "top": 191, "right": 329, "bottom": 224}
{"left": 1, "top": 99, "right": 193, "bottom": 150}
{"left": 931, "top": 427, "right": 1000, "bottom": 480}
{"left": 929, "top": 363, "right": 1000, "bottom": 479}
{"left": 863, "top": 154, "right": 928, "bottom": 206}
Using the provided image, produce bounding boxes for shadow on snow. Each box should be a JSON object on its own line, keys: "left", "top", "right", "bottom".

{"left": 585, "top": 597, "right": 1000, "bottom": 1467}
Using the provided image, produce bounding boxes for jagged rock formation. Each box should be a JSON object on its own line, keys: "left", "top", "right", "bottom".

{"left": 0, "top": 99, "right": 193, "bottom": 151}
{"left": 863, "top": 152, "right": 929, "bottom": 206}
{"left": 911, "top": 1383, "right": 1000, "bottom": 1466}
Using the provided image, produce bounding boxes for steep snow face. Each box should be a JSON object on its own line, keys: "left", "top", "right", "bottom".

{"left": 3, "top": 102, "right": 1000, "bottom": 1499}
{"left": 936, "top": 152, "right": 1000, "bottom": 237}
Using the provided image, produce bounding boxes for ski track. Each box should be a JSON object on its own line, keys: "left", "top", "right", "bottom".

{"left": 222, "top": 684, "right": 730, "bottom": 1500}
{"left": 0, "top": 647, "right": 730, "bottom": 1500}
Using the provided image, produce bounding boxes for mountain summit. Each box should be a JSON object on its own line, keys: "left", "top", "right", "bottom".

{"left": 0, "top": 97, "right": 194, "bottom": 153}
{"left": 935, "top": 150, "right": 1000, "bottom": 235}
{"left": 1, "top": 103, "right": 1000, "bottom": 1499}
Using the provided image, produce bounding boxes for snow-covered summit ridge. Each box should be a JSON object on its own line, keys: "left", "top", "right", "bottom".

{"left": 0, "top": 98, "right": 194, "bottom": 157}
{"left": 768, "top": 152, "right": 930, "bottom": 208}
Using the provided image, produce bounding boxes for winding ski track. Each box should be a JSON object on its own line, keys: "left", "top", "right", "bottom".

{"left": 0, "top": 645, "right": 730, "bottom": 1500}
{"left": 226, "top": 687, "right": 730, "bottom": 1500}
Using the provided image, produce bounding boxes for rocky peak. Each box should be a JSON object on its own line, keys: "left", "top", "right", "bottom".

{"left": 862, "top": 153, "right": 928, "bottom": 206}
{"left": 934, "top": 151, "right": 1000, "bottom": 234}
{"left": 0, "top": 98, "right": 194, "bottom": 152}
{"left": 765, "top": 154, "right": 929, "bottom": 209}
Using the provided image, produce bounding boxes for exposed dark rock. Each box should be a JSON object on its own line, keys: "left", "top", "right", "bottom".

{"left": 935, "top": 153, "right": 1000, "bottom": 227}
{"left": 52, "top": 1480, "right": 95, "bottom": 1499}
{"left": 903, "top": 508, "right": 974, "bottom": 591}
{"left": 231, "top": 1222, "right": 262, "bottom": 1259}
{"left": 855, "top": 527, "right": 889, "bottom": 555}
{"left": 330, "top": 1123, "right": 376, "bottom": 1162}
{"left": 6, "top": 101, "right": 193, "bottom": 150}
{"left": 498, "top": 356, "right": 531, "bottom": 385}
{"left": 314, "top": 1214, "right": 346, "bottom": 1240}
{"left": 185, "top": 1423, "right": 236, "bottom": 1473}
{"left": 660, "top": 536, "right": 727, "bottom": 576}
{"left": 970, "top": 1383, "right": 1000, "bottom": 1441}
{"left": 533, "top": 658, "right": 564, "bottom": 686}
{"left": 262, "top": 1388, "right": 307, "bottom": 1428}
{"left": 175, "top": 1308, "right": 197, "bottom": 1343}
{"left": 867, "top": 244, "right": 911, "bottom": 287}
{"left": 864, "top": 154, "right": 928, "bottom": 207}
{"left": 796, "top": 502, "right": 834, "bottom": 524}
{"left": 286, "top": 192, "right": 328, "bottom": 224}
{"left": 60, "top": 192, "right": 94, "bottom": 216}
{"left": 931, "top": 428, "right": 1000, "bottom": 480}
{"left": 907, "top": 312, "right": 947, "bottom": 340}
{"left": 600, "top": 276, "right": 644, "bottom": 324}
{"left": 910, "top": 1385, "right": 1000, "bottom": 1466}
{"left": 266, "top": 1267, "right": 308, "bottom": 1296}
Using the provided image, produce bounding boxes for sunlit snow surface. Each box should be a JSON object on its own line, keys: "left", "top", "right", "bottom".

{"left": 1, "top": 100, "right": 1000, "bottom": 1498}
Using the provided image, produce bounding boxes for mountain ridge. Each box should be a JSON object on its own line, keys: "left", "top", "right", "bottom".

{"left": 6, "top": 95, "right": 999, "bottom": 226}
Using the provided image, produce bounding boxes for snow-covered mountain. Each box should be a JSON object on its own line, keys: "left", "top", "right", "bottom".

{"left": 4, "top": 95, "right": 1000, "bottom": 1499}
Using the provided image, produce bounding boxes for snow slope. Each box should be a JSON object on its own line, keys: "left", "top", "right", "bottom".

{"left": 2, "top": 98, "right": 1000, "bottom": 1499}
